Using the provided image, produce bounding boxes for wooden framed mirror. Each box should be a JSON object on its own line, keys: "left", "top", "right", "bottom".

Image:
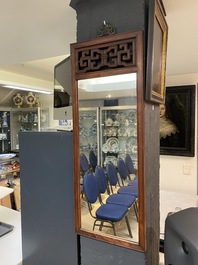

{"left": 71, "top": 30, "right": 145, "bottom": 251}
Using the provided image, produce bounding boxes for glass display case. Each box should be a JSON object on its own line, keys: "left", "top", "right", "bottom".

{"left": 0, "top": 109, "right": 11, "bottom": 153}
{"left": 79, "top": 107, "right": 99, "bottom": 164}
{"left": 11, "top": 107, "right": 49, "bottom": 149}
{"left": 100, "top": 106, "right": 137, "bottom": 169}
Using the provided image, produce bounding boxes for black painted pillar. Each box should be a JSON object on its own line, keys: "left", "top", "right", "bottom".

{"left": 69, "top": 1, "right": 161, "bottom": 264}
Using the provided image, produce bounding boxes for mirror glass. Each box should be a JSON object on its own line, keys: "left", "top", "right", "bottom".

{"left": 78, "top": 73, "right": 139, "bottom": 244}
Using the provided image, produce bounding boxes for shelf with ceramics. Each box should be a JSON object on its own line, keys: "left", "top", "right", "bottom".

{"left": 79, "top": 108, "right": 99, "bottom": 161}
{"left": 100, "top": 106, "right": 137, "bottom": 168}
{"left": 78, "top": 106, "right": 137, "bottom": 168}
{"left": 11, "top": 107, "right": 49, "bottom": 150}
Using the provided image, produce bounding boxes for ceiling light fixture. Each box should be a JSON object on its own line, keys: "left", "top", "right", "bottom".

{"left": 1, "top": 84, "right": 53, "bottom": 95}
{"left": 78, "top": 73, "right": 136, "bottom": 92}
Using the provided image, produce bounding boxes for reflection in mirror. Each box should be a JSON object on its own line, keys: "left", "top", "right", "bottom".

{"left": 78, "top": 73, "right": 139, "bottom": 244}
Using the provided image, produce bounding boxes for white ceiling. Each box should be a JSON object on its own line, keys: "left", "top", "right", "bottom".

{"left": 0, "top": 0, "right": 198, "bottom": 85}
{"left": 0, "top": 54, "right": 68, "bottom": 83}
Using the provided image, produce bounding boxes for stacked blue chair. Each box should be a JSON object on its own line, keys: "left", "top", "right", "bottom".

{"left": 95, "top": 166, "right": 136, "bottom": 222}
{"left": 80, "top": 153, "right": 89, "bottom": 177}
{"left": 125, "top": 154, "right": 137, "bottom": 180}
{"left": 80, "top": 153, "right": 89, "bottom": 195}
{"left": 117, "top": 157, "right": 132, "bottom": 185}
{"left": 89, "top": 150, "right": 97, "bottom": 172}
{"left": 106, "top": 161, "right": 138, "bottom": 221}
{"left": 117, "top": 158, "right": 138, "bottom": 195}
{"left": 83, "top": 171, "right": 133, "bottom": 237}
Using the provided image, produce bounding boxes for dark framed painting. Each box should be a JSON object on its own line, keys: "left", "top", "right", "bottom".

{"left": 160, "top": 85, "right": 195, "bottom": 157}
{"left": 145, "top": 0, "right": 168, "bottom": 104}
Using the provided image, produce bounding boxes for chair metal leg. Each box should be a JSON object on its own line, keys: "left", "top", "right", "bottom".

{"left": 133, "top": 202, "right": 138, "bottom": 222}
{"left": 121, "top": 178, "right": 125, "bottom": 186}
{"left": 112, "top": 223, "right": 116, "bottom": 236}
{"left": 93, "top": 220, "right": 97, "bottom": 231}
{"left": 99, "top": 221, "right": 104, "bottom": 231}
{"left": 125, "top": 215, "right": 133, "bottom": 238}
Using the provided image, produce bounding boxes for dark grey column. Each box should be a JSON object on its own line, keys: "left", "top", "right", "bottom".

{"left": 19, "top": 131, "right": 78, "bottom": 265}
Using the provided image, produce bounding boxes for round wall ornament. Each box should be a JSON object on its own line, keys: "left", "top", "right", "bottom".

{"left": 25, "top": 92, "right": 36, "bottom": 107}
{"left": 13, "top": 93, "right": 24, "bottom": 108}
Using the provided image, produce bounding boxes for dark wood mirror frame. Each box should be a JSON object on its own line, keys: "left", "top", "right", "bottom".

{"left": 71, "top": 30, "right": 145, "bottom": 251}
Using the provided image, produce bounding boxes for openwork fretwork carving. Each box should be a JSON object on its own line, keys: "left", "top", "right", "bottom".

{"left": 76, "top": 38, "right": 136, "bottom": 74}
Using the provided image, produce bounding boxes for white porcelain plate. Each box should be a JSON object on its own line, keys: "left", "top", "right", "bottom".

{"left": 0, "top": 153, "right": 16, "bottom": 160}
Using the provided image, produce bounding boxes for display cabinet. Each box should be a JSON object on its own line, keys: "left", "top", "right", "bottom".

{"left": 79, "top": 107, "right": 99, "bottom": 163}
{"left": 79, "top": 106, "right": 137, "bottom": 169}
{"left": 11, "top": 107, "right": 49, "bottom": 149}
{"left": 100, "top": 106, "right": 137, "bottom": 168}
{"left": 0, "top": 109, "right": 11, "bottom": 153}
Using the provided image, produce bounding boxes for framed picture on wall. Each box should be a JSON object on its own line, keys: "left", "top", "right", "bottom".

{"left": 160, "top": 85, "right": 195, "bottom": 157}
{"left": 145, "top": 0, "right": 168, "bottom": 104}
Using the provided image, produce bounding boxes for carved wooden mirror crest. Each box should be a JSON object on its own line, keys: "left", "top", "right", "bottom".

{"left": 71, "top": 30, "right": 145, "bottom": 251}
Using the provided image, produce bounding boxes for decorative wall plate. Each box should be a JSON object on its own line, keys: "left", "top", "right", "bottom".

{"left": 117, "top": 128, "right": 126, "bottom": 137}
{"left": 104, "top": 156, "right": 117, "bottom": 166}
{"left": 126, "top": 137, "right": 137, "bottom": 152}
{"left": 25, "top": 92, "right": 36, "bottom": 107}
{"left": 91, "top": 124, "right": 97, "bottom": 136}
{"left": 106, "top": 137, "right": 119, "bottom": 147}
{"left": 0, "top": 153, "right": 16, "bottom": 160}
{"left": 13, "top": 93, "right": 24, "bottom": 108}
{"left": 102, "top": 143, "right": 109, "bottom": 153}
{"left": 127, "top": 110, "right": 137, "bottom": 124}
{"left": 115, "top": 113, "right": 126, "bottom": 125}
{"left": 106, "top": 137, "right": 119, "bottom": 153}
{"left": 126, "top": 128, "right": 135, "bottom": 137}
{"left": 105, "top": 117, "right": 113, "bottom": 126}
{"left": 79, "top": 123, "right": 85, "bottom": 136}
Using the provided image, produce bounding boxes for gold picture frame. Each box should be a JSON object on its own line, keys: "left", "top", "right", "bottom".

{"left": 146, "top": 0, "right": 168, "bottom": 104}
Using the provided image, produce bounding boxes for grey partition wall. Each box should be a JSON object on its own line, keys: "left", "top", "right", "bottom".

{"left": 19, "top": 131, "right": 78, "bottom": 265}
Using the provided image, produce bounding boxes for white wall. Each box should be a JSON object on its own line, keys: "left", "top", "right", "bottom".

{"left": 160, "top": 73, "right": 197, "bottom": 195}
{"left": 0, "top": 0, "right": 76, "bottom": 67}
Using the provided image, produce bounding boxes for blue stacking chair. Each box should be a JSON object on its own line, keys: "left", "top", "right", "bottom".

{"left": 80, "top": 153, "right": 89, "bottom": 196}
{"left": 118, "top": 181, "right": 138, "bottom": 197}
{"left": 80, "top": 153, "right": 89, "bottom": 177}
{"left": 106, "top": 161, "right": 121, "bottom": 194}
{"left": 89, "top": 150, "right": 97, "bottom": 172}
{"left": 107, "top": 161, "right": 138, "bottom": 220}
{"left": 117, "top": 158, "right": 138, "bottom": 189}
{"left": 117, "top": 157, "right": 132, "bottom": 185}
{"left": 83, "top": 171, "right": 133, "bottom": 238}
{"left": 95, "top": 166, "right": 137, "bottom": 224}
{"left": 125, "top": 154, "right": 137, "bottom": 180}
